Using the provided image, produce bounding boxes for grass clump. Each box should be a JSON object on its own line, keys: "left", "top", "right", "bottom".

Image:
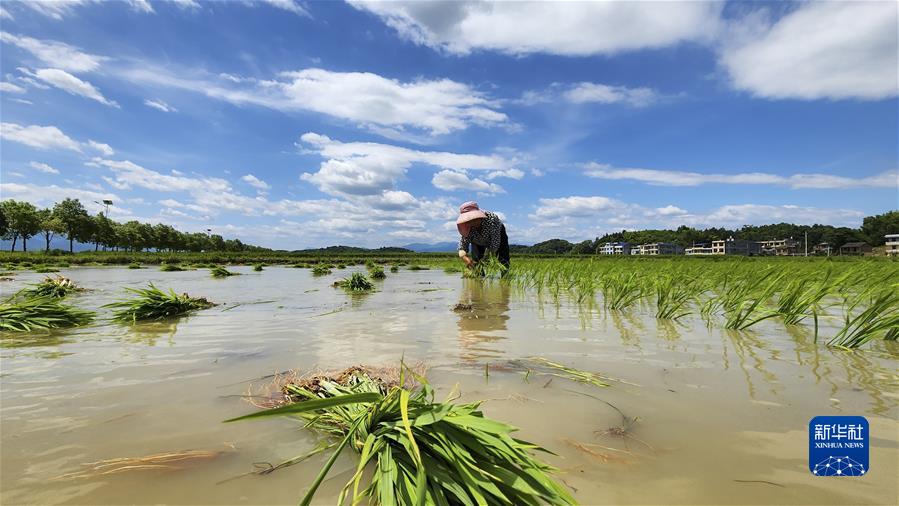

{"left": 20, "top": 276, "right": 83, "bottom": 298}
{"left": 336, "top": 272, "right": 375, "bottom": 292}
{"left": 105, "top": 284, "right": 214, "bottom": 323}
{"left": 159, "top": 263, "right": 185, "bottom": 272}
{"left": 128, "top": 262, "right": 142, "bottom": 269}
{"left": 369, "top": 265, "right": 386, "bottom": 280}
{"left": 253, "top": 263, "right": 264, "bottom": 272}
{"left": 211, "top": 266, "right": 238, "bottom": 278}
{"left": 312, "top": 264, "right": 332, "bottom": 276}
{"left": 227, "top": 365, "right": 575, "bottom": 506}
{"left": 0, "top": 295, "right": 95, "bottom": 332}
{"left": 389, "top": 265, "right": 399, "bottom": 273}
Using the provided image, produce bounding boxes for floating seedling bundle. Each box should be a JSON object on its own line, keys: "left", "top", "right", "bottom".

{"left": 20, "top": 276, "right": 84, "bottom": 298}
{"left": 312, "top": 264, "right": 332, "bottom": 276}
{"left": 105, "top": 284, "right": 215, "bottom": 323}
{"left": 335, "top": 272, "right": 375, "bottom": 292}
{"left": 228, "top": 365, "right": 576, "bottom": 505}
{"left": 211, "top": 266, "right": 238, "bottom": 278}
{"left": 0, "top": 295, "right": 95, "bottom": 332}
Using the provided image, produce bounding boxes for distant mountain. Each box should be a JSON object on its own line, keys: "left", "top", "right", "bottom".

{"left": 401, "top": 242, "right": 458, "bottom": 252}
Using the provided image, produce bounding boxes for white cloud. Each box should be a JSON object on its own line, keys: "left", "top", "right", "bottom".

{"left": 350, "top": 1, "right": 722, "bottom": 56}
{"left": 299, "top": 132, "right": 513, "bottom": 197}
{"left": 655, "top": 205, "right": 687, "bottom": 217}
{"left": 20, "top": 0, "right": 95, "bottom": 20}
{"left": 0, "top": 6, "right": 12, "bottom": 20}
{"left": 171, "top": 0, "right": 201, "bottom": 9}
{"left": 11, "top": 98, "right": 33, "bottom": 105}
{"left": 120, "top": 66, "right": 507, "bottom": 138}
{"left": 144, "top": 98, "right": 177, "bottom": 112}
{"left": 533, "top": 196, "right": 624, "bottom": 219}
{"left": 432, "top": 169, "right": 504, "bottom": 194}
{"left": 127, "top": 0, "right": 154, "bottom": 14}
{"left": 29, "top": 161, "right": 60, "bottom": 174}
{"left": 88, "top": 158, "right": 231, "bottom": 193}
{"left": 585, "top": 162, "right": 898, "bottom": 189}
{"left": 31, "top": 68, "right": 118, "bottom": 107}
{"left": 87, "top": 140, "right": 114, "bottom": 156}
{"left": 720, "top": 2, "right": 898, "bottom": 100}
{"left": 485, "top": 168, "right": 524, "bottom": 180}
{"left": 563, "top": 83, "right": 659, "bottom": 107}
{"left": 1, "top": 122, "right": 82, "bottom": 152}
{"left": 241, "top": 173, "right": 270, "bottom": 191}
{"left": 257, "top": 0, "right": 309, "bottom": 17}
{"left": 0, "top": 32, "right": 108, "bottom": 72}
{"left": 0, "top": 82, "right": 26, "bottom": 94}
{"left": 0, "top": 182, "right": 117, "bottom": 208}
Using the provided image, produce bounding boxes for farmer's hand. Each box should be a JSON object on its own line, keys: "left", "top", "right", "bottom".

{"left": 462, "top": 256, "right": 475, "bottom": 268}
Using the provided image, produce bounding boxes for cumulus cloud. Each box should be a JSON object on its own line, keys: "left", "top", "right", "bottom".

{"left": 563, "top": 83, "right": 659, "bottom": 107}
{"left": 29, "top": 161, "right": 60, "bottom": 174}
{"left": 119, "top": 66, "right": 507, "bottom": 138}
{"left": 0, "top": 32, "right": 108, "bottom": 72}
{"left": 720, "top": 2, "right": 898, "bottom": 100}
{"left": 432, "top": 170, "right": 504, "bottom": 194}
{"left": 349, "top": 1, "right": 722, "bottom": 56}
{"left": 87, "top": 140, "right": 114, "bottom": 156}
{"left": 1, "top": 122, "right": 82, "bottom": 152}
{"left": 241, "top": 173, "right": 270, "bottom": 191}
{"left": 0, "top": 182, "right": 117, "bottom": 208}
{"left": 30, "top": 68, "right": 118, "bottom": 107}
{"left": 144, "top": 98, "right": 177, "bottom": 112}
{"left": 127, "top": 0, "right": 154, "bottom": 13}
{"left": 257, "top": 0, "right": 309, "bottom": 17}
{"left": 299, "top": 132, "right": 513, "bottom": 197}
{"left": 585, "top": 162, "right": 898, "bottom": 189}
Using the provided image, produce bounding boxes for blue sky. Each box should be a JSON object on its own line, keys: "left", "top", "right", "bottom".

{"left": 1, "top": 0, "right": 896, "bottom": 249}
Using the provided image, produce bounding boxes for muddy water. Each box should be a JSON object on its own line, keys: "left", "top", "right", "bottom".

{"left": 1, "top": 266, "right": 897, "bottom": 505}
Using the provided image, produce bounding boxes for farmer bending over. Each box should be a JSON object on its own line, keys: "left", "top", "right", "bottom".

{"left": 456, "top": 201, "right": 510, "bottom": 269}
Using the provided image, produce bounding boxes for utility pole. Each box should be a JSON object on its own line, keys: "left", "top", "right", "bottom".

{"left": 805, "top": 231, "right": 808, "bottom": 257}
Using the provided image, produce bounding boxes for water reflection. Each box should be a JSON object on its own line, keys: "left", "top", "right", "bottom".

{"left": 120, "top": 321, "right": 179, "bottom": 346}
{"left": 456, "top": 279, "right": 511, "bottom": 361}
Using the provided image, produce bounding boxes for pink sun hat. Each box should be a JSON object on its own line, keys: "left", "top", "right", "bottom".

{"left": 456, "top": 201, "right": 487, "bottom": 236}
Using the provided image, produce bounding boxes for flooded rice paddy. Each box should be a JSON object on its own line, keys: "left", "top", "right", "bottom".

{"left": 1, "top": 266, "right": 897, "bottom": 505}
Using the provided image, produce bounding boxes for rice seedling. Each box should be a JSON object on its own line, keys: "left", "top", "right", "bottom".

{"left": 336, "top": 272, "right": 375, "bottom": 292}
{"left": 159, "top": 263, "right": 185, "bottom": 272}
{"left": 211, "top": 266, "right": 238, "bottom": 278}
{"left": 654, "top": 275, "right": 696, "bottom": 320}
{"left": 128, "top": 262, "right": 142, "bottom": 269}
{"left": 389, "top": 265, "right": 399, "bottom": 273}
{"left": 775, "top": 269, "right": 834, "bottom": 325}
{"left": 719, "top": 272, "right": 781, "bottom": 330}
{"left": 54, "top": 449, "right": 228, "bottom": 480}
{"left": 369, "top": 265, "right": 386, "bottom": 279}
{"left": 337, "top": 264, "right": 347, "bottom": 269}
{"left": 105, "top": 284, "right": 215, "bottom": 323}
{"left": 34, "top": 265, "right": 59, "bottom": 273}
{"left": 253, "top": 263, "right": 264, "bottom": 271}
{"left": 827, "top": 288, "right": 899, "bottom": 348}
{"left": 408, "top": 264, "right": 429, "bottom": 271}
{"left": 292, "top": 263, "right": 309, "bottom": 268}
{"left": 0, "top": 295, "right": 95, "bottom": 332}
{"left": 226, "top": 365, "right": 575, "bottom": 506}
{"left": 601, "top": 272, "right": 642, "bottom": 310}
{"left": 312, "top": 264, "right": 332, "bottom": 276}
{"left": 19, "top": 276, "right": 83, "bottom": 298}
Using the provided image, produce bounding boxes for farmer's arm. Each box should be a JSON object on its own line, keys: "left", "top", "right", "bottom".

{"left": 458, "top": 236, "right": 474, "bottom": 267}
{"left": 487, "top": 215, "right": 502, "bottom": 253}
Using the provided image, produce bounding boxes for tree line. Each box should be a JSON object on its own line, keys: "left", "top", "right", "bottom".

{"left": 512, "top": 211, "right": 899, "bottom": 255}
{"left": 0, "top": 198, "right": 267, "bottom": 253}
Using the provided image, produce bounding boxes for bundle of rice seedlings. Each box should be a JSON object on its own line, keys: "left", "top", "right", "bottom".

{"left": 292, "top": 263, "right": 309, "bottom": 269}
{"left": 312, "top": 264, "right": 332, "bottom": 276}
{"left": 369, "top": 265, "right": 386, "bottom": 279}
{"left": 34, "top": 265, "right": 59, "bottom": 273}
{"left": 227, "top": 366, "right": 575, "bottom": 506}
{"left": 827, "top": 288, "right": 899, "bottom": 348}
{"left": 0, "top": 295, "right": 95, "bottom": 332}
{"left": 408, "top": 265, "right": 429, "bottom": 271}
{"left": 211, "top": 266, "right": 238, "bottom": 278}
{"left": 20, "top": 276, "right": 83, "bottom": 298}
{"left": 463, "top": 256, "right": 508, "bottom": 279}
{"left": 600, "top": 272, "right": 642, "bottom": 310}
{"left": 654, "top": 276, "right": 695, "bottom": 320}
{"left": 159, "top": 263, "right": 185, "bottom": 272}
{"left": 389, "top": 265, "right": 399, "bottom": 273}
{"left": 128, "top": 262, "right": 143, "bottom": 269}
{"left": 105, "top": 284, "right": 214, "bottom": 323}
{"left": 253, "top": 264, "right": 264, "bottom": 272}
{"left": 336, "top": 264, "right": 347, "bottom": 269}
{"left": 336, "top": 272, "right": 374, "bottom": 292}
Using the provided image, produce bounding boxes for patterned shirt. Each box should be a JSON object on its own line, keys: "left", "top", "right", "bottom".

{"left": 458, "top": 211, "right": 504, "bottom": 254}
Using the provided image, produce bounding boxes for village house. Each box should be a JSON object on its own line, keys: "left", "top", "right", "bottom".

{"left": 885, "top": 234, "right": 899, "bottom": 257}
{"left": 839, "top": 242, "right": 872, "bottom": 256}
{"left": 632, "top": 242, "right": 685, "bottom": 255}
{"left": 598, "top": 242, "right": 631, "bottom": 255}
{"left": 759, "top": 238, "right": 801, "bottom": 256}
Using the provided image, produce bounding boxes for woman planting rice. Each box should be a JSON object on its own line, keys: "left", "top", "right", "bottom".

{"left": 456, "top": 201, "right": 510, "bottom": 270}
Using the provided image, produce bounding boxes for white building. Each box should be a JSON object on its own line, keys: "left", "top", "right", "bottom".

{"left": 598, "top": 242, "right": 631, "bottom": 255}
{"left": 632, "top": 242, "right": 684, "bottom": 255}
{"left": 886, "top": 234, "right": 899, "bottom": 257}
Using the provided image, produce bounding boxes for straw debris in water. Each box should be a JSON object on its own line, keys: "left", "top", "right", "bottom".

{"left": 105, "top": 284, "right": 215, "bottom": 323}
{"left": 20, "top": 276, "right": 84, "bottom": 298}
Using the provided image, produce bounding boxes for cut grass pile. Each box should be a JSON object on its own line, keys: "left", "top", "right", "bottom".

{"left": 0, "top": 295, "right": 95, "bottom": 332}
{"left": 335, "top": 272, "right": 375, "bottom": 292}
{"left": 20, "top": 276, "right": 84, "bottom": 298}
{"left": 211, "top": 266, "right": 238, "bottom": 278}
{"left": 227, "top": 365, "right": 575, "bottom": 505}
{"left": 104, "top": 284, "right": 214, "bottom": 323}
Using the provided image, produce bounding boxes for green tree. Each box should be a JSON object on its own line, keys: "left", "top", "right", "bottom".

{"left": 0, "top": 200, "right": 41, "bottom": 251}
{"left": 861, "top": 211, "right": 899, "bottom": 245}
{"left": 53, "top": 198, "right": 91, "bottom": 252}
{"left": 37, "top": 208, "right": 66, "bottom": 252}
